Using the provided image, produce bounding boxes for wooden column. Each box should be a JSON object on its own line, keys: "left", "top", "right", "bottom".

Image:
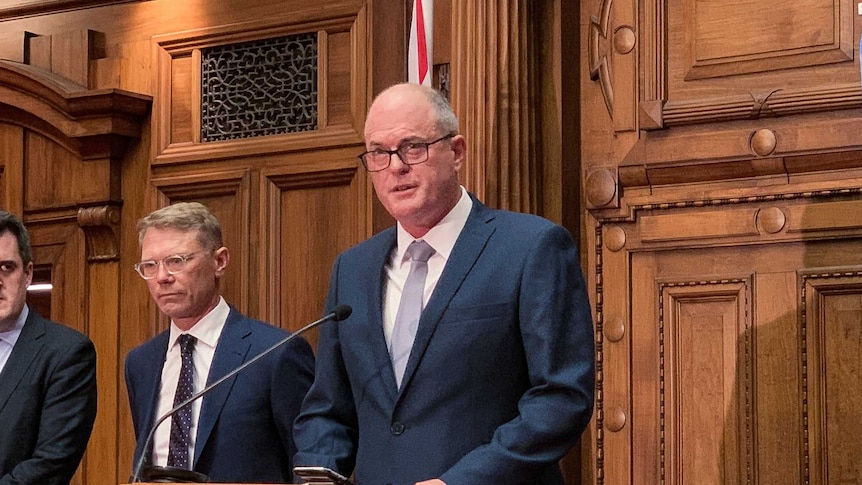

{"left": 78, "top": 204, "right": 122, "bottom": 485}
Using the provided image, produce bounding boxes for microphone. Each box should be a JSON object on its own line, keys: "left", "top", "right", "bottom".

{"left": 129, "top": 304, "right": 352, "bottom": 483}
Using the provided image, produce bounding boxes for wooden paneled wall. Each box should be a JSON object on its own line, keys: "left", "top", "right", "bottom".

{"left": 581, "top": 0, "right": 862, "bottom": 484}
{"left": 0, "top": 1, "right": 405, "bottom": 483}
{"left": 0, "top": 1, "right": 580, "bottom": 484}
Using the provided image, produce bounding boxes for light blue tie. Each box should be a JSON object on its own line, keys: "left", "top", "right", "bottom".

{"left": 390, "top": 240, "right": 435, "bottom": 388}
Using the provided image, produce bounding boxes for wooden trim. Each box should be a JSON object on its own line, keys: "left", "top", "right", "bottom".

{"left": 0, "top": 0, "right": 142, "bottom": 21}
{"left": 151, "top": 4, "right": 367, "bottom": 164}
{"left": 0, "top": 60, "right": 151, "bottom": 159}
{"left": 661, "top": 84, "right": 862, "bottom": 128}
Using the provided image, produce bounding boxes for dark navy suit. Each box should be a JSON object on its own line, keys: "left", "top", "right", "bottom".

{"left": 0, "top": 310, "right": 97, "bottom": 485}
{"left": 125, "top": 306, "right": 314, "bottom": 483}
{"left": 294, "top": 198, "right": 595, "bottom": 485}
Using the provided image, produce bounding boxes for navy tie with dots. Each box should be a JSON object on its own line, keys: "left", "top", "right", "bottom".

{"left": 167, "top": 334, "right": 196, "bottom": 469}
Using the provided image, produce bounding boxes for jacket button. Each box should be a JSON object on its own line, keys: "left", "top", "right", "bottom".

{"left": 390, "top": 421, "right": 405, "bottom": 435}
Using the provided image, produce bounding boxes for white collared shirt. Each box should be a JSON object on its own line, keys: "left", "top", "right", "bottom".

{"left": 383, "top": 186, "right": 473, "bottom": 347}
{"left": 0, "top": 304, "right": 28, "bottom": 375}
{"left": 152, "top": 297, "right": 230, "bottom": 467}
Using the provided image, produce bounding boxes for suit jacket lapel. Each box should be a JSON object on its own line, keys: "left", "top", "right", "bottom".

{"left": 194, "top": 308, "right": 250, "bottom": 464}
{"left": 139, "top": 332, "right": 170, "bottom": 448}
{"left": 397, "top": 200, "right": 496, "bottom": 397}
{"left": 0, "top": 311, "right": 44, "bottom": 414}
{"left": 363, "top": 229, "right": 400, "bottom": 400}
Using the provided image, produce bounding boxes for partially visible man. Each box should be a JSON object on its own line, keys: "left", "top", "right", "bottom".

{"left": 125, "top": 202, "right": 314, "bottom": 483}
{"left": 0, "top": 211, "right": 97, "bottom": 485}
{"left": 294, "top": 83, "right": 595, "bottom": 485}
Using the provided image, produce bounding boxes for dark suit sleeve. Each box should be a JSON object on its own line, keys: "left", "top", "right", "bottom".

{"left": 0, "top": 338, "right": 98, "bottom": 485}
{"left": 440, "top": 224, "right": 595, "bottom": 485}
{"left": 293, "top": 254, "right": 360, "bottom": 477}
{"left": 271, "top": 333, "right": 315, "bottom": 477}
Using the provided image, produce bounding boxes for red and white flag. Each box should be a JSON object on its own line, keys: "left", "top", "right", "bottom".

{"left": 408, "top": 0, "right": 433, "bottom": 86}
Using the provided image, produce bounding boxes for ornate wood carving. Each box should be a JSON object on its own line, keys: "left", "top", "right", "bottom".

{"left": 592, "top": 224, "right": 607, "bottom": 485}
{"left": 77, "top": 204, "right": 120, "bottom": 262}
{"left": 749, "top": 128, "right": 776, "bottom": 157}
{"left": 588, "top": 0, "right": 613, "bottom": 117}
{"left": 604, "top": 226, "right": 626, "bottom": 251}
{"left": 199, "top": 33, "right": 319, "bottom": 142}
{"left": 152, "top": 6, "right": 367, "bottom": 166}
{"left": 585, "top": 168, "right": 618, "bottom": 208}
{"left": 755, "top": 207, "right": 786, "bottom": 234}
{"left": 661, "top": 84, "right": 861, "bottom": 128}
{"left": 583, "top": 1, "right": 862, "bottom": 483}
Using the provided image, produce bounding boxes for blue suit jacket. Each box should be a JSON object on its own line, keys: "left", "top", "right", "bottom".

{"left": 0, "top": 310, "right": 97, "bottom": 485}
{"left": 294, "top": 198, "right": 595, "bottom": 485}
{"left": 125, "top": 306, "right": 315, "bottom": 483}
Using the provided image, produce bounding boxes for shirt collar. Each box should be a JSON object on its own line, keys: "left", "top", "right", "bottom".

{"left": 0, "top": 304, "right": 28, "bottom": 346}
{"left": 168, "top": 297, "right": 230, "bottom": 350}
{"left": 395, "top": 186, "right": 472, "bottom": 263}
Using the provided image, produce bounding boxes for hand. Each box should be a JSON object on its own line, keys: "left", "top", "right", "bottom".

{"left": 415, "top": 480, "right": 446, "bottom": 485}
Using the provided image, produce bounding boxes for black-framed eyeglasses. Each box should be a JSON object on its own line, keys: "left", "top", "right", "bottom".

{"left": 134, "top": 251, "right": 205, "bottom": 280}
{"left": 357, "top": 134, "right": 455, "bottom": 172}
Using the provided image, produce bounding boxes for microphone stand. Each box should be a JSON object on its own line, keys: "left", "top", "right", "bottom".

{"left": 129, "top": 305, "right": 352, "bottom": 483}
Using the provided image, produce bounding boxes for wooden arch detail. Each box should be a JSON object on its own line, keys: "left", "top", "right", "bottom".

{"left": 0, "top": 59, "right": 151, "bottom": 160}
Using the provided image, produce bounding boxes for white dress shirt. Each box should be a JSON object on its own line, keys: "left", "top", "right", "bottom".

{"left": 383, "top": 186, "right": 473, "bottom": 348}
{"left": 152, "top": 297, "right": 229, "bottom": 467}
{"left": 0, "top": 304, "right": 28, "bottom": 374}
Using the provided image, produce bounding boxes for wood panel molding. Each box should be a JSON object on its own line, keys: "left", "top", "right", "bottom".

{"left": 683, "top": 0, "right": 853, "bottom": 81}
{"left": 596, "top": 186, "right": 862, "bottom": 224}
{"left": 151, "top": 170, "right": 248, "bottom": 200}
{"left": 590, "top": 224, "right": 607, "bottom": 485}
{"left": 0, "top": 59, "right": 151, "bottom": 159}
{"left": 640, "top": 0, "right": 664, "bottom": 116}
{"left": 799, "top": 269, "right": 862, "bottom": 484}
{"left": 264, "top": 166, "right": 357, "bottom": 191}
{"left": 660, "top": 83, "right": 862, "bottom": 128}
{"left": 590, "top": 191, "right": 862, "bottom": 483}
{"left": 617, "top": 119, "right": 862, "bottom": 189}
{"left": 658, "top": 278, "right": 754, "bottom": 485}
{"left": 151, "top": 2, "right": 367, "bottom": 166}
{"left": 649, "top": 0, "right": 857, "bottom": 129}
{"left": 260, "top": 162, "right": 365, "bottom": 342}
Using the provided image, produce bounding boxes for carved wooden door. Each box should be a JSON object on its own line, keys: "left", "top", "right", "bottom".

{"left": 580, "top": 0, "right": 862, "bottom": 483}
